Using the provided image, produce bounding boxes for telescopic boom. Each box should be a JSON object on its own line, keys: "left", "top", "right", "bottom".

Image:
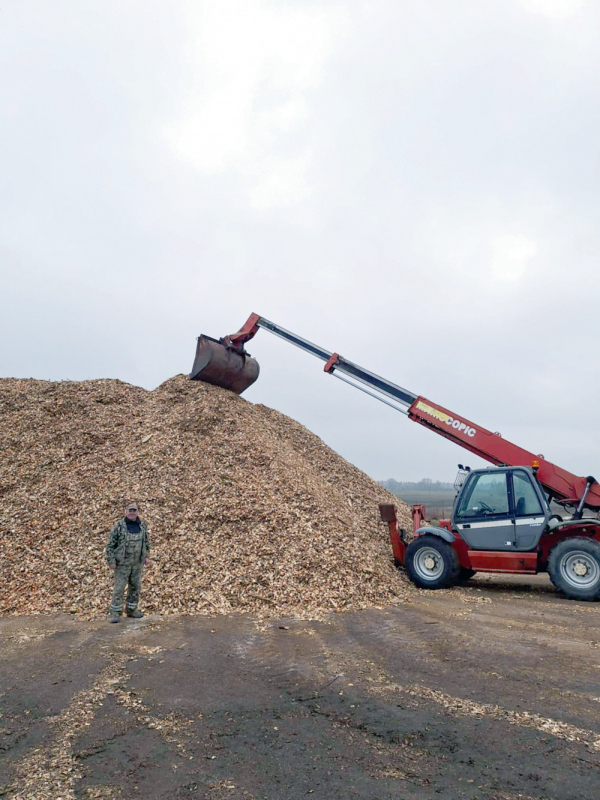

{"left": 193, "top": 313, "right": 600, "bottom": 512}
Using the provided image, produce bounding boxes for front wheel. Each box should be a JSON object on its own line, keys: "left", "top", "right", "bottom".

{"left": 548, "top": 538, "right": 600, "bottom": 601}
{"left": 405, "top": 535, "right": 460, "bottom": 590}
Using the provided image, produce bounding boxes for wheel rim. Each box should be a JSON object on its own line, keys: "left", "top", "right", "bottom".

{"left": 559, "top": 551, "right": 600, "bottom": 589}
{"left": 413, "top": 547, "right": 444, "bottom": 581}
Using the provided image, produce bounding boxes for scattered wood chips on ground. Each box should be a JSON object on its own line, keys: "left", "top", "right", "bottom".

{"left": 0, "top": 375, "right": 414, "bottom": 618}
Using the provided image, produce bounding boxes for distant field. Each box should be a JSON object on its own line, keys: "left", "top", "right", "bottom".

{"left": 394, "top": 489, "right": 457, "bottom": 505}
{"left": 391, "top": 489, "right": 457, "bottom": 519}
{"left": 392, "top": 490, "right": 564, "bottom": 520}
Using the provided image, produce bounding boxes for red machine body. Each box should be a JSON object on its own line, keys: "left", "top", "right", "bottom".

{"left": 380, "top": 505, "right": 600, "bottom": 575}
{"left": 192, "top": 313, "right": 600, "bottom": 598}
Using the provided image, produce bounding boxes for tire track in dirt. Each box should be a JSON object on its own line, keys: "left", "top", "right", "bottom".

{"left": 5, "top": 624, "right": 194, "bottom": 799}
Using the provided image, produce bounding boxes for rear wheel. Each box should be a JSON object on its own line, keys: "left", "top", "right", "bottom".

{"left": 548, "top": 538, "right": 600, "bottom": 601}
{"left": 405, "top": 535, "right": 460, "bottom": 590}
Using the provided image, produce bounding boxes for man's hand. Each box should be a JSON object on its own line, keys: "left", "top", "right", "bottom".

{"left": 108, "top": 563, "right": 116, "bottom": 570}
{"left": 144, "top": 559, "right": 149, "bottom": 566}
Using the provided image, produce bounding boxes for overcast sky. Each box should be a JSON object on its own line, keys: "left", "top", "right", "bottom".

{"left": 2, "top": 0, "right": 599, "bottom": 482}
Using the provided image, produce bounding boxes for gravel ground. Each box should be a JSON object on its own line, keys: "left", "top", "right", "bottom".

{"left": 1, "top": 574, "right": 599, "bottom": 799}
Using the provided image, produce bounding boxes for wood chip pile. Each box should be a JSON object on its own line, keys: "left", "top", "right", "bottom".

{"left": 0, "top": 375, "right": 414, "bottom": 618}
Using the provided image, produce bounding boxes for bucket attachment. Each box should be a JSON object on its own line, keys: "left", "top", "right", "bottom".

{"left": 190, "top": 335, "right": 260, "bottom": 395}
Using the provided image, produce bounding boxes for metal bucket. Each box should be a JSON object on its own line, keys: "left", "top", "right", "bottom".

{"left": 189, "top": 335, "right": 260, "bottom": 395}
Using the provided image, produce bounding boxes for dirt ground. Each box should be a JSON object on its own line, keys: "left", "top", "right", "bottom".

{"left": 1, "top": 574, "right": 599, "bottom": 799}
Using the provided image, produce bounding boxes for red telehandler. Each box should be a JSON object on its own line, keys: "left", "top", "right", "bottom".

{"left": 190, "top": 314, "right": 600, "bottom": 601}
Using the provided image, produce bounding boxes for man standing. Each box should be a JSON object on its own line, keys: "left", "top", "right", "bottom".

{"left": 106, "top": 503, "right": 150, "bottom": 623}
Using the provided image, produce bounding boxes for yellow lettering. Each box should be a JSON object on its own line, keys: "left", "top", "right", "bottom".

{"left": 416, "top": 401, "right": 450, "bottom": 424}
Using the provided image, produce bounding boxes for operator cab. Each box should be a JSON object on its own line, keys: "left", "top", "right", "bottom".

{"left": 452, "top": 466, "right": 550, "bottom": 551}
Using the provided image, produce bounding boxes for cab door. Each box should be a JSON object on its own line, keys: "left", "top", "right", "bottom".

{"left": 511, "top": 469, "right": 548, "bottom": 550}
{"left": 453, "top": 470, "right": 515, "bottom": 550}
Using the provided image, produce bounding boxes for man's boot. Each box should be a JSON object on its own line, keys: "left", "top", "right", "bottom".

{"left": 110, "top": 612, "right": 121, "bottom": 623}
{"left": 127, "top": 609, "right": 143, "bottom": 618}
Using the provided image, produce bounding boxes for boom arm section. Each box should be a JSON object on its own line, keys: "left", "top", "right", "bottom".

{"left": 408, "top": 398, "right": 600, "bottom": 510}
{"left": 226, "top": 314, "right": 417, "bottom": 409}
{"left": 226, "top": 314, "right": 600, "bottom": 511}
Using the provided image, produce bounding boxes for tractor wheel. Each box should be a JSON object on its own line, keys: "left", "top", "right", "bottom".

{"left": 405, "top": 535, "right": 460, "bottom": 590}
{"left": 548, "top": 538, "right": 600, "bottom": 601}
{"left": 458, "top": 567, "right": 476, "bottom": 582}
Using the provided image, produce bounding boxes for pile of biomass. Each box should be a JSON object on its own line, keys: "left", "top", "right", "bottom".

{"left": 0, "top": 375, "right": 414, "bottom": 618}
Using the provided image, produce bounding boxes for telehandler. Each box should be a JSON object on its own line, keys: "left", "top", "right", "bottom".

{"left": 190, "top": 314, "right": 600, "bottom": 600}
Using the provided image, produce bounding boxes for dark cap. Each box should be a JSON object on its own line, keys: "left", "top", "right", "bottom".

{"left": 126, "top": 503, "right": 138, "bottom": 512}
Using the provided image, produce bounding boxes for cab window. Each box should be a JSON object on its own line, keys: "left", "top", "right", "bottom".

{"left": 512, "top": 471, "right": 543, "bottom": 516}
{"left": 456, "top": 472, "right": 509, "bottom": 518}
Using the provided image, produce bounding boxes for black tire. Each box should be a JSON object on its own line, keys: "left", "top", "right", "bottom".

{"left": 548, "top": 538, "right": 600, "bottom": 601}
{"left": 405, "top": 534, "right": 460, "bottom": 590}
{"left": 458, "top": 567, "right": 476, "bottom": 582}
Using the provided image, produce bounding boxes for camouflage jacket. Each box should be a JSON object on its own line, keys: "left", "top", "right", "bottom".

{"left": 106, "top": 518, "right": 150, "bottom": 566}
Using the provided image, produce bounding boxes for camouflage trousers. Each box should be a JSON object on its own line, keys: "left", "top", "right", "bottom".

{"left": 109, "top": 564, "right": 144, "bottom": 615}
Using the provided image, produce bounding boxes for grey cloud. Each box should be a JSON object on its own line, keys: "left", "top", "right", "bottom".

{"left": 1, "top": 0, "right": 599, "bottom": 482}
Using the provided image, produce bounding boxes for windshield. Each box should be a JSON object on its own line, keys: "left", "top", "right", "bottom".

{"left": 456, "top": 472, "right": 509, "bottom": 518}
